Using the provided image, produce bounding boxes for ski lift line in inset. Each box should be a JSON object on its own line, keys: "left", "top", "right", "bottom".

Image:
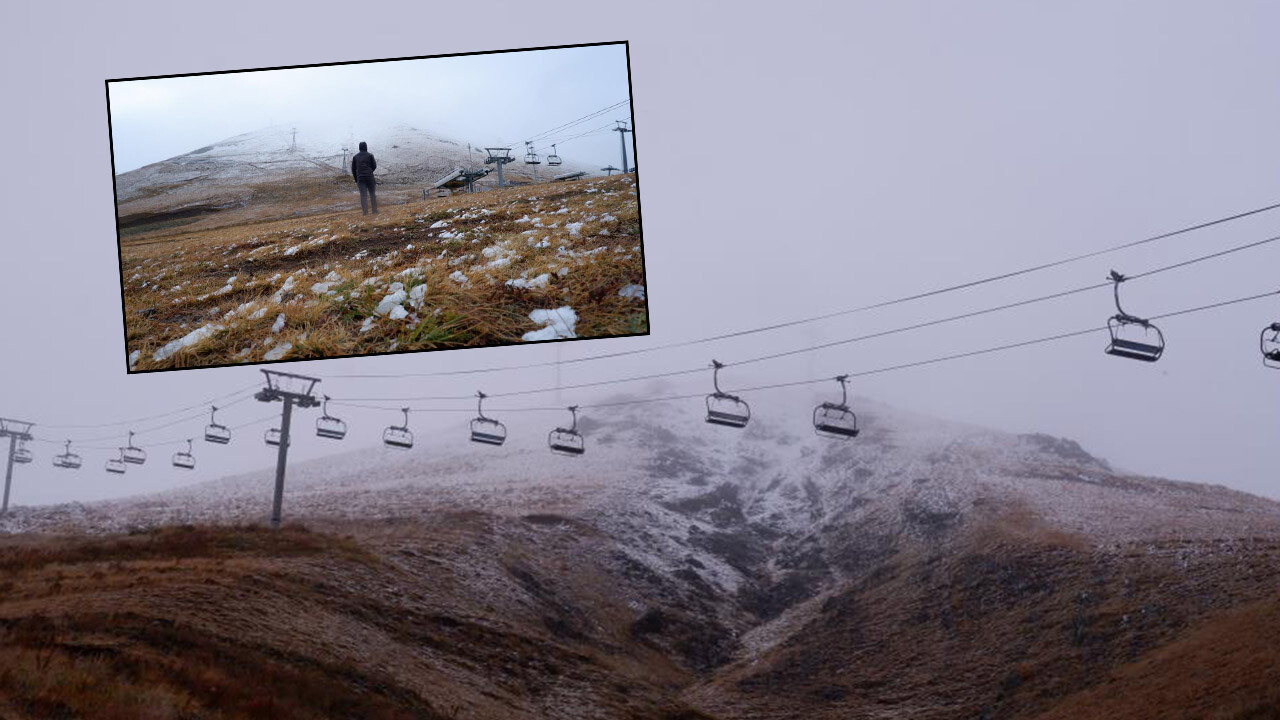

{"left": 328, "top": 216, "right": 1280, "bottom": 382}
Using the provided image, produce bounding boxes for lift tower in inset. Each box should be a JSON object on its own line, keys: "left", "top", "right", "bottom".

{"left": 614, "top": 120, "right": 633, "bottom": 173}
{"left": 291, "top": 126, "right": 298, "bottom": 152}
{"left": 0, "top": 417, "right": 34, "bottom": 515}
{"left": 484, "top": 147, "right": 514, "bottom": 189}
{"left": 601, "top": 165, "right": 620, "bottom": 177}
{"left": 255, "top": 370, "right": 320, "bottom": 528}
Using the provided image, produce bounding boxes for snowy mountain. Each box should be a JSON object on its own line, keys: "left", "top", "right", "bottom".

{"left": 114, "top": 123, "right": 592, "bottom": 230}
{"left": 4, "top": 395, "right": 1279, "bottom": 718}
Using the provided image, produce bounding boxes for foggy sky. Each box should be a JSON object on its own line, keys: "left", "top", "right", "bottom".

{"left": 107, "top": 43, "right": 634, "bottom": 173}
{"left": 1, "top": 1, "right": 1277, "bottom": 510}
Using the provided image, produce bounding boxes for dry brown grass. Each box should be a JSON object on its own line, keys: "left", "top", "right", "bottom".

{"left": 120, "top": 175, "right": 647, "bottom": 370}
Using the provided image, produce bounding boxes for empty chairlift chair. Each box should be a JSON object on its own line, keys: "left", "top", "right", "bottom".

{"left": 105, "top": 448, "right": 127, "bottom": 475}
{"left": 264, "top": 427, "right": 289, "bottom": 447}
{"left": 122, "top": 430, "right": 147, "bottom": 465}
{"left": 1104, "top": 270, "right": 1165, "bottom": 362}
{"left": 470, "top": 392, "right": 507, "bottom": 446}
{"left": 705, "top": 360, "right": 751, "bottom": 428}
{"left": 1262, "top": 322, "right": 1280, "bottom": 369}
{"left": 524, "top": 141, "right": 541, "bottom": 166}
{"left": 546, "top": 144, "right": 563, "bottom": 167}
{"left": 316, "top": 396, "right": 347, "bottom": 440}
{"left": 53, "top": 440, "right": 82, "bottom": 470}
{"left": 12, "top": 440, "right": 32, "bottom": 464}
{"left": 383, "top": 408, "right": 414, "bottom": 449}
{"left": 204, "top": 406, "right": 232, "bottom": 444}
{"left": 548, "top": 406, "right": 585, "bottom": 456}
{"left": 813, "top": 374, "right": 859, "bottom": 439}
{"left": 172, "top": 439, "right": 196, "bottom": 470}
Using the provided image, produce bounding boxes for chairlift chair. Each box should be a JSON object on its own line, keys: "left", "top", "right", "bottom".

{"left": 546, "top": 144, "right": 562, "bottom": 167}
{"left": 105, "top": 448, "right": 127, "bottom": 475}
{"left": 813, "top": 375, "right": 859, "bottom": 439}
{"left": 705, "top": 360, "right": 751, "bottom": 428}
{"left": 205, "top": 406, "right": 231, "bottom": 444}
{"left": 524, "top": 141, "right": 541, "bottom": 165}
{"left": 548, "top": 406, "right": 585, "bottom": 456}
{"left": 383, "top": 408, "right": 414, "bottom": 449}
{"left": 1263, "top": 322, "right": 1280, "bottom": 369}
{"left": 264, "top": 427, "right": 289, "bottom": 447}
{"left": 12, "top": 440, "right": 32, "bottom": 464}
{"left": 53, "top": 440, "right": 82, "bottom": 470}
{"left": 316, "top": 396, "right": 347, "bottom": 440}
{"left": 1104, "top": 271, "right": 1165, "bottom": 362}
{"left": 122, "top": 430, "right": 147, "bottom": 465}
{"left": 172, "top": 439, "right": 196, "bottom": 470}
{"left": 470, "top": 392, "right": 507, "bottom": 446}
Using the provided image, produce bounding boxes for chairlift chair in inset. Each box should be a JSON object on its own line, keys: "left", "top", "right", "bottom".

{"left": 1263, "top": 322, "right": 1280, "bottom": 369}
{"left": 172, "top": 439, "right": 196, "bottom": 470}
{"left": 316, "top": 396, "right": 347, "bottom": 440}
{"left": 383, "top": 408, "right": 414, "bottom": 449}
{"left": 205, "top": 406, "right": 231, "bottom": 444}
{"left": 53, "top": 440, "right": 82, "bottom": 470}
{"left": 122, "top": 430, "right": 147, "bottom": 465}
{"left": 1104, "top": 271, "right": 1165, "bottom": 362}
{"left": 12, "top": 440, "right": 32, "bottom": 464}
{"left": 524, "top": 141, "right": 541, "bottom": 165}
{"left": 264, "top": 427, "right": 289, "bottom": 447}
{"left": 470, "top": 392, "right": 507, "bottom": 446}
{"left": 546, "top": 144, "right": 562, "bottom": 167}
{"left": 814, "top": 375, "right": 860, "bottom": 439}
{"left": 105, "top": 448, "right": 127, "bottom": 475}
{"left": 705, "top": 360, "right": 751, "bottom": 428}
{"left": 548, "top": 406, "right": 585, "bottom": 456}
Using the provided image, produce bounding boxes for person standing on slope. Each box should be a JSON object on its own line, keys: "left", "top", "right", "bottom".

{"left": 351, "top": 141, "right": 378, "bottom": 215}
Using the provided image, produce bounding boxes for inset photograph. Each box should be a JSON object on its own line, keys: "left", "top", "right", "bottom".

{"left": 109, "top": 42, "right": 645, "bottom": 372}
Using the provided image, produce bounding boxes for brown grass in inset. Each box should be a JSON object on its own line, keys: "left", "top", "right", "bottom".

{"left": 120, "top": 174, "right": 646, "bottom": 370}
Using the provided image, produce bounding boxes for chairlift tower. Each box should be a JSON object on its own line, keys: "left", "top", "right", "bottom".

{"left": 0, "top": 417, "right": 34, "bottom": 515}
{"left": 254, "top": 370, "right": 320, "bottom": 528}
{"left": 601, "top": 165, "right": 620, "bottom": 177}
{"left": 341, "top": 145, "right": 349, "bottom": 168}
{"left": 484, "top": 147, "right": 514, "bottom": 189}
{"left": 614, "top": 120, "right": 633, "bottom": 173}
{"left": 291, "top": 126, "right": 298, "bottom": 152}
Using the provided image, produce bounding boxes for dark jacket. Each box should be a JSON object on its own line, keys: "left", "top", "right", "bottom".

{"left": 351, "top": 142, "right": 376, "bottom": 181}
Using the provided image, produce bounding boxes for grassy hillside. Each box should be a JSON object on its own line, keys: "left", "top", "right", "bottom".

{"left": 119, "top": 174, "right": 646, "bottom": 370}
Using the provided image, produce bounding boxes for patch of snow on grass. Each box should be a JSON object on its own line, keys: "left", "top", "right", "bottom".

{"left": 153, "top": 322, "right": 223, "bottom": 362}
{"left": 506, "top": 273, "right": 551, "bottom": 290}
{"left": 522, "top": 306, "right": 578, "bottom": 341}
{"left": 263, "top": 342, "right": 292, "bottom": 361}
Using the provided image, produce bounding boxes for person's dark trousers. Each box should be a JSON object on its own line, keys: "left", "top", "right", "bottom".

{"left": 357, "top": 177, "right": 379, "bottom": 214}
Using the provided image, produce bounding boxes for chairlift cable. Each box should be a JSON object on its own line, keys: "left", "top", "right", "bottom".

{"left": 36, "top": 383, "right": 260, "bottom": 430}
{"left": 327, "top": 288, "right": 1279, "bottom": 415}
{"left": 326, "top": 233, "right": 1280, "bottom": 402}
{"left": 329, "top": 203, "right": 1280, "bottom": 381}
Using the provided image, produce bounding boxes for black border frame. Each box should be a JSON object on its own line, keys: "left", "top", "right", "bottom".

{"left": 106, "top": 40, "right": 648, "bottom": 375}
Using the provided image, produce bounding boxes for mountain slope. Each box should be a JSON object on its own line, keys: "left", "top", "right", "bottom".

{"left": 115, "top": 123, "right": 593, "bottom": 233}
{"left": 3, "top": 396, "right": 1278, "bottom": 718}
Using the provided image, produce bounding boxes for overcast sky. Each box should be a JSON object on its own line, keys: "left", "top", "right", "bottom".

{"left": 1, "top": 1, "right": 1277, "bottom": 510}
{"left": 107, "top": 43, "right": 634, "bottom": 173}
